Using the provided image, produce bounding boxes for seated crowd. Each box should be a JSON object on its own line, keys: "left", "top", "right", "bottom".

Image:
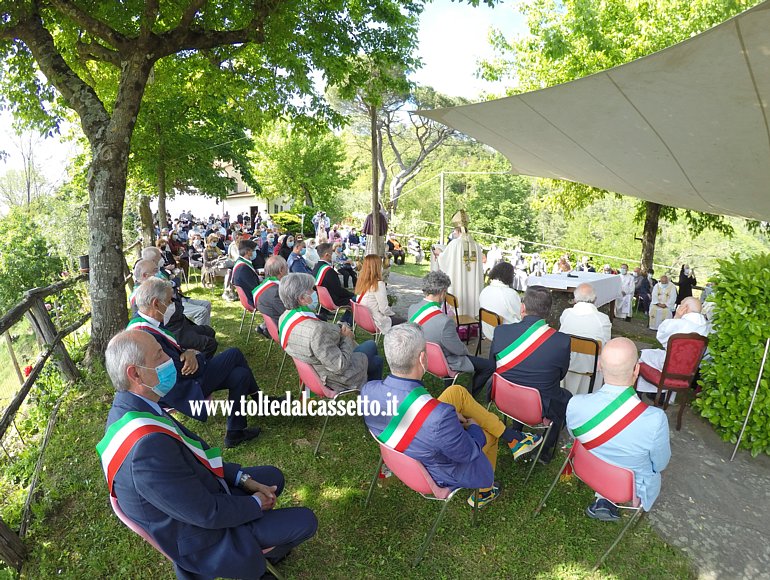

{"left": 105, "top": 209, "right": 708, "bottom": 577}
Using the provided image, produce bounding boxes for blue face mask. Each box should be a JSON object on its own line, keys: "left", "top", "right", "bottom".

{"left": 287, "top": 241, "right": 295, "bottom": 248}
{"left": 140, "top": 358, "right": 177, "bottom": 397}
{"left": 300, "top": 248, "right": 307, "bottom": 256}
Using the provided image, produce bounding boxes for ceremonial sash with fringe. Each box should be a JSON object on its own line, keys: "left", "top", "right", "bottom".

{"left": 495, "top": 319, "right": 555, "bottom": 373}
{"left": 96, "top": 411, "right": 224, "bottom": 496}
{"left": 572, "top": 387, "right": 647, "bottom": 450}
{"left": 409, "top": 301, "right": 443, "bottom": 326}
{"left": 279, "top": 307, "right": 318, "bottom": 348}
{"left": 377, "top": 387, "right": 440, "bottom": 452}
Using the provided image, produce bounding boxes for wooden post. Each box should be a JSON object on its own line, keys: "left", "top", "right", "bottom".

{"left": 25, "top": 297, "right": 80, "bottom": 383}
{"left": 0, "top": 517, "right": 26, "bottom": 570}
{"left": 4, "top": 331, "right": 24, "bottom": 386}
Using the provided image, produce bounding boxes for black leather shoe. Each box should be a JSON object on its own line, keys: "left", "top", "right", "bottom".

{"left": 224, "top": 427, "right": 261, "bottom": 448}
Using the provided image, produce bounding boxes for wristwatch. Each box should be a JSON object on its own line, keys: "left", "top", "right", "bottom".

{"left": 238, "top": 473, "right": 253, "bottom": 488}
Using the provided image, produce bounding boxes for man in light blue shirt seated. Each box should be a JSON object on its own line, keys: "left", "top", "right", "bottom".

{"left": 566, "top": 337, "right": 671, "bottom": 521}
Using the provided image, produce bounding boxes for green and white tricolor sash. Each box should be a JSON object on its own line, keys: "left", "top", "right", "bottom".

{"left": 409, "top": 301, "right": 443, "bottom": 326}
{"left": 252, "top": 277, "right": 278, "bottom": 304}
{"left": 232, "top": 256, "right": 256, "bottom": 276}
{"left": 127, "top": 314, "right": 181, "bottom": 351}
{"left": 315, "top": 263, "right": 333, "bottom": 285}
{"left": 572, "top": 387, "right": 647, "bottom": 450}
{"left": 279, "top": 307, "right": 317, "bottom": 348}
{"left": 495, "top": 318, "right": 556, "bottom": 373}
{"left": 96, "top": 411, "right": 224, "bottom": 496}
{"left": 377, "top": 387, "right": 440, "bottom": 452}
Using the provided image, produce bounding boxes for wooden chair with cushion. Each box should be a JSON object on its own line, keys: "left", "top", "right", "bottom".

{"left": 444, "top": 292, "right": 480, "bottom": 345}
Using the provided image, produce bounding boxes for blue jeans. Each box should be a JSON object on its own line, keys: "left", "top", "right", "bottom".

{"left": 354, "top": 340, "right": 383, "bottom": 382}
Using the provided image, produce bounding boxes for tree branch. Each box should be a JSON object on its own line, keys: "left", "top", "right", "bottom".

{"left": 76, "top": 40, "right": 121, "bottom": 66}
{"left": 141, "top": 0, "right": 161, "bottom": 38}
{"left": 47, "top": 0, "right": 127, "bottom": 50}
{"left": 179, "top": 0, "right": 206, "bottom": 30}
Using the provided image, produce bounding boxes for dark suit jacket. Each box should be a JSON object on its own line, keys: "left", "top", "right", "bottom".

{"left": 489, "top": 315, "right": 571, "bottom": 417}
{"left": 107, "top": 391, "right": 267, "bottom": 579}
{"left": 313, "top": 260, "right": 353, "bottom": 307}
{"left": 233, "top": 264, "right": 261, "bottom": 305}
{"left": 256, "top": 284, "right": 286, "bottom": 327}
{"left": 130, "top": 314, "right": 208, "bottom": 420}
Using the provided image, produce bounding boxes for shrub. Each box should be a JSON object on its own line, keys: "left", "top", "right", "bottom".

{"left": 272, "top": 211, "right": 314, "bottom": 237}
{"left": 694, "top": 252, "right": 770, "bottom": 456}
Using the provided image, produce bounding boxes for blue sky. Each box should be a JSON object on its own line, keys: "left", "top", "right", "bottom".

{"left": 0, "top": 2, "right": 527, "bottom": 182}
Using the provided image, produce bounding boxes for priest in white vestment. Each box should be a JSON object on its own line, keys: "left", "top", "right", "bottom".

{"left": 637, "top": 298, "right": 711, "bottom": 399}
{"left": 438, "top": 211, "right": 484, "bottom": 318}
{"left": 614, "top": 264, "right": 635, "bottom": 319}
{"left": 559, "top": 283, "right": 612, "bottom": 395}
{"left": 648, "top": 275, "right": 677, "bottom": 330}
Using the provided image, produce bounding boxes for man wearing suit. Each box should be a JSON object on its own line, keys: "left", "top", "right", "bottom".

{"left": 131, "top": 277, "right": 261, "bottom": 448}
{"left": 408, "top": 271, "right": 495, "bottom": 395}
{"left": 232, "top": 240, "right": 261, "bottom": 306}
{"left": 253, "top": 255, "right": 288, "bottom": 339}
{"left": 278, "top": 273, "right": 382, "bottom": 391}
{"left": 490, "top": 285, "right": 572, "bottom": 463}
{"left": 131, "top": 259, "right": 218, "bottom": 359}
{"left": 567, "top": 337, "right": 671, "bottom": 520}
{"left": 99, "top": 329, "right": 317, "bottom": 579}
{"left": 313, "top": 242, "right": 353, "bottom": 325}
{"left": 362, "top": 324, "right": 544, "bottom": 508}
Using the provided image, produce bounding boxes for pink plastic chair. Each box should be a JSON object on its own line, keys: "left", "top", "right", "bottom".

{"left": 350, "top": 300, "right": 381, "bottom": 344}
{"left": 316, "top": 284, "right": 349, "bottom": 323}
{"left": 364, "top": 432, "right": 478, "bottom": 566}
{"left": 534, "top": 440, "right": 643, "bottom": 571}
{"left": 487, "top": 373, "right": 552, "bottom": 483}
{"left": 263, "top": 315, "right": 288, "bottom": 389}
{"left": 235, "top": 286, "right": 257, "bottom": 344}
{"left": 425, "top": 341, "right": 461, "bottom": 386}
{"left": 291, "top": 357, "right": 359, "bottom": 456}
{"left": 110, "top": 495, "right": 284, "bottom": 579}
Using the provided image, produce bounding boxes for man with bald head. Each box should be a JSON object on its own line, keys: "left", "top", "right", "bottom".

{"left": 559, "top": 283, "right": 612, "bottom": 395}
{"left": 567, "top": 338, "right": 671, "bottom": 521}
{"left": 636, "top": 296, "right": 710, "bottom": 398}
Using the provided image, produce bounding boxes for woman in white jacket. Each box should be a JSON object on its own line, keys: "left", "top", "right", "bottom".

{"left": 354, "top": 255, "right": 405, "bottom": 334}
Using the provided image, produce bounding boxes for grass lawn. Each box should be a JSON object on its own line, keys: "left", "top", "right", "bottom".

{"left": 15, "top": 286, "right": 693, "bottom": 579}
{"left": 389, "top": 256, "right": 430, "bottom": 279}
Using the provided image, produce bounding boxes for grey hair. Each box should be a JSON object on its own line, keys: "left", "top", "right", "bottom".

{"left": 279, "top": 273, "right": 315, "bottom": 309}
{"left": 265, "top": 255, "right": 288, "bottom": 278}
{"left": 573, "top": 283, "right": 597, "bottom": 304}
{"left": 105, "top": 330, "right": 147, "bottom": 392}
{"left": 422, "top": 271, "right": 451, "bottom": 296}
{"left": 384, "top": 323, "right": 425, "bottom": 376}
{"left": 134, "top": 277, "right": 172, "bottom": 310}
{"left": 142, "top": 247, "right": 162, "bottom": 262}
{"left": 133, "top": 259, "right": 159, "bottom": 282}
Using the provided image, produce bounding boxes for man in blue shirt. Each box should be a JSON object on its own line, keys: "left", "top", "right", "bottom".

{"left": 287, "top": 240, "right": 313, "bottom": 275}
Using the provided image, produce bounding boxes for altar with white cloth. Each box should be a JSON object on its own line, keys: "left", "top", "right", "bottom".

{"left": 526, "top": 272, "right": 622, "bottom": 326}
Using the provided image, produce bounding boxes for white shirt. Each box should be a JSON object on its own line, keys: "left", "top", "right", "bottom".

{"left": 478, "top": 280, "right": 521, "bottom": 339}
{"left": 656, "top": 312, "right": 710, "bottom": 349}
{"left": 559, "top": 301, "right": 612, "bottom": 347}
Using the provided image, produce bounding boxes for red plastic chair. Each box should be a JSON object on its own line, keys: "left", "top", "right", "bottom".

{"left": 263, "top": 316, "right": 288, "bottom": 390}
{"left": 316, "top": 284, "right": 350, "bottom": 323}
{"left": 637, "top": 332, "right": 708, "bottom": 430}
{"left": 350, "top": 300, "right": 381, "bottom": 344}
{"left": 110, "top": 495, "right": 284, "bottom": 579}
{"left": 534, "top": 440, "right": 643, "bottom": 571}
{"left": 425, "top": 341, "right": 461, "bottom": 387}
{"left": 487, "top": 373, "right": 552, "bottom": 483}
{"left": 364, "top": 432, "right": 478, "bottom": 566}
{"left": 291, "top": 357, "right": 359, "bottom": 456}
{"left": 234, "top": 286, "right": 257, "bottom": 344}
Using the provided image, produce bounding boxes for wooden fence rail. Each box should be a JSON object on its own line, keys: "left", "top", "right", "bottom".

{"left": 0, "top": 238, "right": 142, "bottom": 570}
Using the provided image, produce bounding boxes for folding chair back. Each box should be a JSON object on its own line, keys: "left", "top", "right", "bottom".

{"left": 378, "top": 441, "right": 452, "bottom": 500}
{"left": 489, "top": 373, "right": 545, "bottom": 426}
{"left": 445, "top": 292, "right": 479, "bottom": 343}
{"left": 571, "top": 440, "right": 637, "bottom": 506}
{"left": 476, "top": 307, "right": 503, "bottom": 354}
{"left": 315, "top": 285, "right": 338, "bottom": 312}
{"left": 350, "top": 300, "right": 379, "bottom": 336}
{"left": 234, "top": 286, "right": 255, "bottom": 313}
{"left": 567, "top": 335, "right": 602, "bottom": 393}
{"left": 292, "top": 357, "right": 337, "bottom": 399}
{"left": 425, "top": 342, "right": 459, "bottom": 381}
{"left": 658, "top": 333, "right": 709, "bottom": 388}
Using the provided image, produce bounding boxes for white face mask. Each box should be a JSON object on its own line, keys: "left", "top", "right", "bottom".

{"left": 660, "top": 282, "right": 669, "bottom": 288}
{"left": 162, "top": 301, "right": 176, "bottom": 325}
{"left": 419, "top": 352, "right": 427, "bottom": 376}
{"left": 620, "top": 268, "right": 628, "bottom": 275}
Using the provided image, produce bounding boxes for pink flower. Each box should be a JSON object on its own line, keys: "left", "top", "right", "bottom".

{"left": 23, "top": 365, "right": 32, "bottom": 377}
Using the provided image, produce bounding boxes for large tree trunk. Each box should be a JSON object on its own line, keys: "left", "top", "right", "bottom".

{"left": 87, "top": 57, "right": 154, "bottom": 358}
{"left": 369, "top": 104, "right": 383, "bottom": 256}
{"left": 139, "top": 195, "right": 155, "bottom": 247}
{"left": 640, "top": 201, "right": 661, "bottom": 274}
{"left": 157, "top": 159, "right": 167, "bottom": 231}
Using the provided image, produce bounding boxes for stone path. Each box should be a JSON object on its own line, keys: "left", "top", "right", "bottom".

{"left": 386, "top": 269, "right": 770, "bottom": 579}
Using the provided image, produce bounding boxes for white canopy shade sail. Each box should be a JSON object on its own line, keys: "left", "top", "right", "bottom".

{"left": 420, "top": 1, "right": 770, "bottom": 221}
